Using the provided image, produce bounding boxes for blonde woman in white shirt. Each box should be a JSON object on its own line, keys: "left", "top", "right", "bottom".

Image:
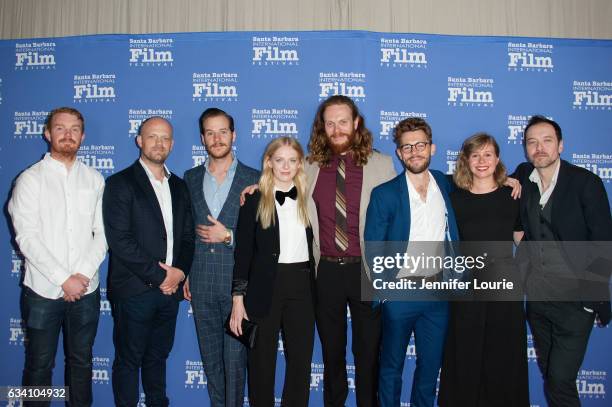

{"left": 230, "top": 136, "right": 315, "bottom": 407}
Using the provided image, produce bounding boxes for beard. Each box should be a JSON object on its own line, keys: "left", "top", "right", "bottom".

{"left": 530, "top": 153, "right": 558, "bottom": 169}
{"left": 142, "top": 148, "right": 169, "bottom": 165}
{"left": 327, "top": 131, "right": 356, "bottom": 155}
{"left": 206, "top": 142, "right": 232, "bottom": 159}
{"left": 52, "top": 138, "right": 80, "bottom": 158}
{"left": 403, "top": 154, "right": 431, "bottom": 174}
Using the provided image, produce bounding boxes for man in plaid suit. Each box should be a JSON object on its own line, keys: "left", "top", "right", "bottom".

{"left": 183, "top": 108, "right": 259, "bottom": 407}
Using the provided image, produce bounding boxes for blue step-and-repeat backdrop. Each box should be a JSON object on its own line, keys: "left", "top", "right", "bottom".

{"left": 0, "top": 31, "right": 611, "bottom": 406}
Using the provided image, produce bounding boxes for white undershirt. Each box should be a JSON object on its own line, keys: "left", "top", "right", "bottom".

{"left": 140, "top": 159, "right": 174, "bottom": 265}
{"left": 274, "top": 185, "right": 309, "bottom": 264}
{"left": 398, "top": 171, "right": 446, "bottom": 277}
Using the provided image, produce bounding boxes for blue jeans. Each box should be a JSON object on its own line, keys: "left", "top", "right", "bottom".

{"left": 21, "top": 286, "right": 101, "bottom": 407}
{"left": 111, "top": 289, "right": 179, "bottom": 407}
{"left": 379, "top": 300, "right": 449, "bottom": 407}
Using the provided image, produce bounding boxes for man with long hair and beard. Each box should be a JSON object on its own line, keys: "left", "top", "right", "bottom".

{"left": 306, "top": 95, "right": 396, "bottom": 406}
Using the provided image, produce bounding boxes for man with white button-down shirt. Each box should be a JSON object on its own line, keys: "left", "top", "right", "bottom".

{"left": 103, "top": 116, "right": 194, "bottom": 407}
{"left": 8, "top": 107, "right": 107, "bottom": 407}
{"left": 364, "top": 117, "right": 459, "bottom": 407}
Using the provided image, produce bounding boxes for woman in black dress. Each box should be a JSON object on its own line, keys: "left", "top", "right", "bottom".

{"left": 438, "top": 133, "right": 529, "bottom": 407}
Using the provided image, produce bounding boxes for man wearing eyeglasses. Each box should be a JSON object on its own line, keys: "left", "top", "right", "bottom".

{"left": 183, "top": 108, "right": 259, "bottom": 407}
{"left": 364, "top": 117, "right": 459, "bottom": 406}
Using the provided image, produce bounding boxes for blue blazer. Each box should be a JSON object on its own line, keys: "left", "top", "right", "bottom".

{"left": 365, "top": 170, "right": 459, "bottom": 243}
{"left": 184, "top": 160, "right": 259, "bottom": 300}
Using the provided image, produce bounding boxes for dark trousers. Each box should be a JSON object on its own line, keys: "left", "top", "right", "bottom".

{"left": 527, "top": 301, "right": 595, "bottom": 407}
{"left": 192, "top": 296, "right": 247, "bottom": 407}
{"left": 379, "top": 301, "right": 448, "bottom": 407}
{"left": 111, "top": 289, "right": 179, "bottom": 407}
{"left": 21, "top": 287, "right": 100, "bottom": 407}
{"left": 248, "top": 262, "right": 315, "bottom": 407}
{"left": 315, "top": 259, "right": 381, "bottom": 407}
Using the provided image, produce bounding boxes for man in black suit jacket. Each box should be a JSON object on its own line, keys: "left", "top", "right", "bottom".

{"left": 514, "top": 115, "right": 612, "bottom": 407}
{"left": 103, "top": 116, "right": 195, "bottom": 407}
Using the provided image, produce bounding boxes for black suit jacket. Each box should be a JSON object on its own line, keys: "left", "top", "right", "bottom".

{"left": 103, "top": 160, "right": 195, "bottom": 300}
{"left": 232, "top": 191, "right": 315, "bottom": 318}
{"left": 513, "top": 160, "right": 612, "bottom": 298}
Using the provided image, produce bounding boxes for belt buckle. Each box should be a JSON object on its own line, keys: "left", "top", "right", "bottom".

{"left": 338, "top": 257, "right": 346, "bottom": 265}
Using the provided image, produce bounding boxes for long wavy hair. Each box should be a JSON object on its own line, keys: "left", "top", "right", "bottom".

{"left": 453, "top": 133, "right": 507, "bottom": 190}
{"left": 257, "top": 137, "right": 310, "bottom": 229}
{"left": 307, "top": 95, "right": 373, "bottom": 167}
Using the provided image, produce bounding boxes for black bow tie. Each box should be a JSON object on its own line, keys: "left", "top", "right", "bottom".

{"left": 275, "top": 186, "right": 297, "bottom": 205}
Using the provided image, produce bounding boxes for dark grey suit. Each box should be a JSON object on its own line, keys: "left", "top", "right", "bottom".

{"left": 184, "top": 160, "right": 259, "bottom": 407}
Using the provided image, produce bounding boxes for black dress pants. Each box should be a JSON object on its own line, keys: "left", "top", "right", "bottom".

{"left": 315, "top": 259, "right": 381, "bottom": 407}
{"left": 527, "top": 301, "right": 595, "bottom": 407}
{"left": 248, "top": 262, "right": 315, "bottom": 407}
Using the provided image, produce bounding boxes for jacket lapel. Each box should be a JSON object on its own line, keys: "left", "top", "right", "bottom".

{"left": 550, "top": 160, "right": 570, "bottom": 234}
{"left": 191, "top": 165, "right": 211, "bottom": 222}
{"left": 132, "top": 161, "right": 164, "bottom": 225}
{"left": 397, "top": 173, "right": 411, "bottom": 241}
{"left": 217, "top": 161, "right": 243, "bottom": 222}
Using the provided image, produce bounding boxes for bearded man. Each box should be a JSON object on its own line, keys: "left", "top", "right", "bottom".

{"left": 183, "top": 108, "right": 259, "bottom": 407}
{"left": 305, "top": 95, "right": 396, "bottom": 407}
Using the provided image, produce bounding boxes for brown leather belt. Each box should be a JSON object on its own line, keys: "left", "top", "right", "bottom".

{"left": 320, "top": 255, "right": 361, "bottom": 265}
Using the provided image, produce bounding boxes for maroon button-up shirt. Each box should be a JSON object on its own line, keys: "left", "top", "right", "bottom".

{"left": 313, "top": 154, "right": 363, "bottom": 257}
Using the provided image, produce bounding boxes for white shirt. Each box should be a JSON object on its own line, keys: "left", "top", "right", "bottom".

{"left": 529, "top": 159, "right": 561, "bottom": 208}
{"left": 8, "top": 153, "right": 107, "bottom": 299}
{"left": 139, "top": 159, "right": 174, "bottom": 266}
{"left": 398, "top": 171, "right": 446, "bottom": 277}
{"left": 275, "top": 186, "right": 309, "bottom": 264}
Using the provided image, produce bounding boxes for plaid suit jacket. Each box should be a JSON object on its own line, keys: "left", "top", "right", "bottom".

{"left": 184, "top": 160, "right": 259, "bottom": 301}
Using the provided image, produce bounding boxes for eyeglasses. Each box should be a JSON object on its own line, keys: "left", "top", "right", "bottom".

{"left": 399, "top": 141, "right": 430, "bottom": 153}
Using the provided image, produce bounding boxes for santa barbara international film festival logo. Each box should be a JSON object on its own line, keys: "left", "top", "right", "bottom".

{"left": 379, "top": 110, "right": 427, "bottom": 141}
{"left": 571, "top": 152, "right": 612, "bottom": 183}
{"left": 128, "top": 108, "right": 173, "bottom": 138}
{"left": 13, "top": 110, "right": 48, "bottom": 139}
{"left": 446, "top": 150, "right": 459, "bottom": 175}
{"left": 251, "top": 107, "right": 299, "bottom": 139}
{"left": 10, "top": 249, "right": 23, "bottom": 279}
{"left": 73, "top": 73, "right": 116, "bottom": 103}
{"left": 507, "top": 41, "right": 554, "bottom": 72}
{"left": 379, "top": 37, "right": 428, "bottom": 68}
{"left": 252, "top": 35, "right": 299, "bottom": 66}
{"left": 77, "top": 144, "right": 115, "bottom": 174}
{"left": 129, "top": 37, "right": 174, "bottom": 67}
{"left": 310, "top": 363, "right": 324, "bottom": 391}
{"left": 185, "top": 360, "right": 207, "bottom": 389}
{"left": 92, "top": 355, "right": 111, "bottom": 384}
{"left": 447, "top": 76, "right": 494, "bottom": 107}
{"left": 15, "top": 41, "right": 56, "bottom": 70}
{"left": 99, "top": 287, "right": 111, "bottom": 317}
{"left": 572, "top": 80, "right": 612, "bottom": 110}
{"left": 577, "top": 369, "right": 606, "bottom": 399}
{"left": 507, "top": 114, "right": 531, "bottom": 145}
{"left": 526, "top": 334, "right": 537, "bottom": 363}
{"left": 192, "top": 72, "right": 238, "bottom": 102}
{"left": 8, "top": 317, "right": 25, "bottom": 346}
{"left": 319, "top": 72, "right": 366, "bottom": 101}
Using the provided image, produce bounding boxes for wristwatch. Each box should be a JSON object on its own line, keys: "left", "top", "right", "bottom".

{"left": 223, "top": 229, "right": 231, "bottom": 246}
